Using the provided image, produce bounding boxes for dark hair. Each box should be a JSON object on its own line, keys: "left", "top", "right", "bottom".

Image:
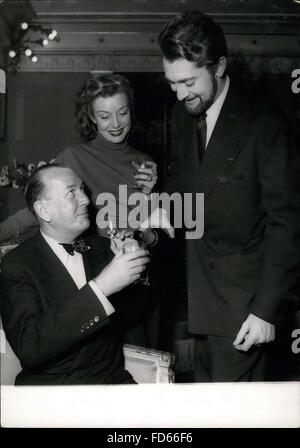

{"left": 76, "top": 74, "right": 135, "bottom": 140}
{"left": 158, "top": 11, "right": 227, "bottom": 68}
{"left": 24, "top": 163, "right": 65, "bottom": 216}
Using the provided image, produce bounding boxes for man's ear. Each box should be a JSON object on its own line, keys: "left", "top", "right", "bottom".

{"left": 215, "top": 56, "right": 227, "bottom": 78}
{"left": 33, "top": 200, "right": 51, "bottom": 223}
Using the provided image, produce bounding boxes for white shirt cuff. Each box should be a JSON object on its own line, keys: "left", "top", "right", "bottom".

{"left": 88, "top": 280, "right": 115, "bottom": 316}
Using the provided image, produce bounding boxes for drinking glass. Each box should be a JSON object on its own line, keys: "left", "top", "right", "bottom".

{"left": 122, "top": 239, "right": 150, "bottom": 286}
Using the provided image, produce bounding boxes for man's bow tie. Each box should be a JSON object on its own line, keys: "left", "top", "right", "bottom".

{"left": 60, "top": 238, "right": 91, "bottom": 256}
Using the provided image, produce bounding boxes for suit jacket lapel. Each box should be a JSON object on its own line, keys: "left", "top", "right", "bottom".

{"left": 31, "top": 233, "right": 113, "bottom": 297}
{"left": 196, "top": 84, "right": 249, "bottom": 200}
{"left": 33, "top": 233, "right": 80, "bottom": 300}
{"left": 82, "top": 252, "right": 92, "bottom": 282}
{"left": 82, "top": 235, "right": 112, "bottom": 282}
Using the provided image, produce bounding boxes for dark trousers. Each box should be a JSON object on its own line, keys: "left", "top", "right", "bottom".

{"left": 193, "top": 335, "right": 266, "bottom": 382}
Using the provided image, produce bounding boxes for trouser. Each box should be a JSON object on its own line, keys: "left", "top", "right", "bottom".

{"left": 193, "top": 335, "right": 266, "bottom": 382}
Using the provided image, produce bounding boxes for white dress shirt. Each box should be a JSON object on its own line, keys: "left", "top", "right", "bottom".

{"left": 40, "top": 230, "right": 115, "bottom": 316}
{"left": 205, "top": 75, "right": 230, "bottom": 147}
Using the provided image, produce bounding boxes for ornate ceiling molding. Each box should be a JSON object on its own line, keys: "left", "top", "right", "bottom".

{"left": 29, "top": 0, "right": 300, "bottom": 17}
{"left": 16, "top": 51, "right": 299, "bottom": 74}
{"left": 17, "top": 51, "right": 162, "bottom": 72}
{"left": 2, "top": 0, "right": 299, "bottom": 73}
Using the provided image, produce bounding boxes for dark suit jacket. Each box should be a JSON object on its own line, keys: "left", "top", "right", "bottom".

{"left": 0, "top": 232, "right": 139, "bottom": 385}
{"left": 164, "top": 81, "right": 300, "bottom": 338}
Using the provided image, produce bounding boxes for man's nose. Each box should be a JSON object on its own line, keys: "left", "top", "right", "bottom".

{"left": 176, "top": 83, "right": 189, "bottom": 101}
{"left": 79, "top": 190, "right": 90, "bottom": 206}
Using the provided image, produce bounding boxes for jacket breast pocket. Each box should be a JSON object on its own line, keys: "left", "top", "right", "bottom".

{"left": 218, "top": 171, "right": 252, "bottom": 186}
{"left": 230, "top": 238, "right": 264, "bottom": 265}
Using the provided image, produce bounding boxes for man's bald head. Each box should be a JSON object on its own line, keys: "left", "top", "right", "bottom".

{"left": 25, "top": 163, "right": 68, "bottom": 216}
{"left": 25, "top": 164, "right": 90, "bottom": 242}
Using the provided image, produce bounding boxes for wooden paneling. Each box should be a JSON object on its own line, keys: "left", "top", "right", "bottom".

{"left": 29, "top": 0, "right": 300, "bottom": 16}
{"left": 1, "top": 0, "right": 299, "bottom": 73}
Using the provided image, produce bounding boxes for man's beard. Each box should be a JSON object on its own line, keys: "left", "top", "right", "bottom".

{"left": 184, "top": 76, "right": 218, "bottom": 117}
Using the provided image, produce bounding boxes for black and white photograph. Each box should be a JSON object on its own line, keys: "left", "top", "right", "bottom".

{"left": 0, "top": 0, "right": 299, "bottom": 431}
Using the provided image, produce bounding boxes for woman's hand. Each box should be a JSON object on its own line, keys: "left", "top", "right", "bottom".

{"left": 139, "top": 207, "right": 175, "bottom": 238}
{"left": 133, "top": 160, "right": 158, "bottom": 195}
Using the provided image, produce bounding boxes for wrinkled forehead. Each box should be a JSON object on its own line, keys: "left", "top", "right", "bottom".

{"left": 42, "top": 167, "right": 82, "bottom": 194}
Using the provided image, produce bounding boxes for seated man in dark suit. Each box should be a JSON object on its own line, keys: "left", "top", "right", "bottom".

{"left": 0, "top": 164, "right": 150, "bottom": 385}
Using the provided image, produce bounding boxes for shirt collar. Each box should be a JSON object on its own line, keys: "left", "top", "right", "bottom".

{"left": 206, "top": 75, "right": 230, "bottom": 143}
{"left": 40, "top": 230, "right": 74, "bottom": 264}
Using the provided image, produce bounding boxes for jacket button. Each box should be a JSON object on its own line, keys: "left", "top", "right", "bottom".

{"left": 209, "top": 262, "right": 215, "bottom": 269}
{"left": 89, "top": 319, "right": 94, "bottom": 326}
{"left": 94, "top": 315, "right": 100, "bottom": 323}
